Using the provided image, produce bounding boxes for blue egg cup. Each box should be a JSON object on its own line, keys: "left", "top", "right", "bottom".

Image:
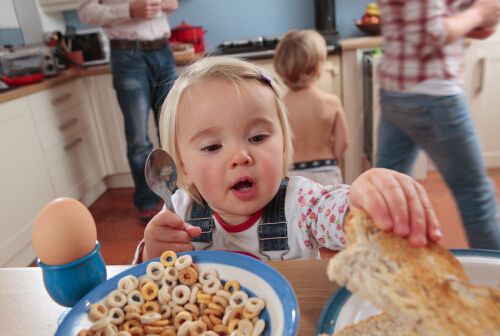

{"left": 37, "top": 241, "right": 107, "bottom": 307}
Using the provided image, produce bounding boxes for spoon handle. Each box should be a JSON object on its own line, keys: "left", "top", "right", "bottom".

{"left": 164, "top": 197, "right": 174, "bottom": 212}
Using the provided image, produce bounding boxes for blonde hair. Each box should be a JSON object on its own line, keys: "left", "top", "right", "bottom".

{"left": 274, "top": 29, "right": 327, "bottom": 90}
{"left": 159, "top": 56, "right": 293, "bottom": 203}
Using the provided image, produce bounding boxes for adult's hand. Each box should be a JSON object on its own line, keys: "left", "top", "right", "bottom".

{"left": 143, "top": 210, "right": 201, "bottom": 261}
{"left": 473, "top": 0, "right": 500, "bottom": 29}
{"left": 130, "top": 0, "right": 162, "bottom": 19}
{"left": 162, "top": 0, "right": 178, "bottom": 14}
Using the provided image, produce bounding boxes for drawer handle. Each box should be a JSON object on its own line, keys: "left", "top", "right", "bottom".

{"left": 58, "top": 118, "right": 78, "bottom": 132}
{"left": 64, "top": 137, "right": 83, "bottom": 152}
{"left": 475, "top": 57, "right": 486, "bottom": 95}
{"left": 51, "top": 93, "right": 72, "bottom": 106}
{"left": 324, "top": 65, "right": 339, "bottom": 76}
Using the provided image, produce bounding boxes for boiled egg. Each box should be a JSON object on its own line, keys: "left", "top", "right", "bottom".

{"left": 32, "top": 198, "right": 97, "bottom": 266}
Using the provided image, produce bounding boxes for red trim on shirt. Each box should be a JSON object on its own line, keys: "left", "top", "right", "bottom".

{"left": 213, "top": 209, "right": 263, "bottom": 233}
{"left": 223, "top": 250, "right": 261, "bottom": 260}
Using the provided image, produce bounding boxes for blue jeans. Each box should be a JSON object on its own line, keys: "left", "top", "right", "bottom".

{"left": 110, "top": 43, "right": 176, "bottom": 211}
{"left": 376, "top": 90, "right": 500, "bottom": 250}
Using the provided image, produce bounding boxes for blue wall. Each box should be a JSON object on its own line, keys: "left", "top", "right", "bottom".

{"left": 2, "top": 0, "right": 372, "bottom": 48}
{"left": 337, "top": 0, "right": 373, "bottom": 37}
{"left": 0, "top": 29, "right": 24, "bottom": 47}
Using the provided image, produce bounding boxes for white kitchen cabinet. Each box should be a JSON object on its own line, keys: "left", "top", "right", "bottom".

{"left": 43, "top": 126, "right": 103, "bottom": 200}
{"left": 85, "top": 74, "right": 158, "bottom": 187}
{"left": 0, "top": 97, "right": 55, "bottom": 267}
{"left": 252, "top": 55, "right": 342, "bottom": 99}
{"left": 37, "top": 0, "right": 77, "bottom": 12}
{"left": 464, "top": 31, "right": 500, "bottom": 168}
{"left": 27, "top": 79, "right": 106, "bottom": 203}
{"left": 0, "top": 78, "right": 107, "bottom": 267}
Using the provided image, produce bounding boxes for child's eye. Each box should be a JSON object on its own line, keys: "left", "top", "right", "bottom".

{"left": 249, "top": 134, "right": 269, "bottom": 144}
{"left": 201, "top": 144, "right": 222, "bottom": 153}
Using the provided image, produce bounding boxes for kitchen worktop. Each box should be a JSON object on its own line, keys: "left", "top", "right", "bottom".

{"left": 340, "top": 36, "right": 382, "bottom": 51}
{"left": 0, "top": 36, "right": 383, "bottom": 104}
{"left": 0, "top": 66, "right": 110, "bottom": 104}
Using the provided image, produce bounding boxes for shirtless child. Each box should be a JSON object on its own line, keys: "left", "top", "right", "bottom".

{"left": 274, "top": 29, "right": 348, "bottom": 185}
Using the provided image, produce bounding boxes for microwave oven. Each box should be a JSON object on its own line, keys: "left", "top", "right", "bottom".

{"left": 71, "top": 28, "right": 110, "bottom": 66}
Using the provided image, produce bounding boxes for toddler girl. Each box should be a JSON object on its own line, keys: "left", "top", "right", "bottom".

{"left": 140, "top": 57, "right": 441, "bottom": 262}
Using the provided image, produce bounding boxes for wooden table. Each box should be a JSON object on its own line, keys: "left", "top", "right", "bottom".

{"left": 0, "top": 260, "right": 338, "bottom": 335}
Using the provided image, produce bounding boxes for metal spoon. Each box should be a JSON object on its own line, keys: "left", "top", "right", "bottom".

{"left": 145, "top": 148, "right": 177, "bottom": 211}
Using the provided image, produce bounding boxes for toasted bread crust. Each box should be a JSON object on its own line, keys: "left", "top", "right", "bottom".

{"left": 328, "top": 210, "right": 500, "bottom": 336}
{"left": 334, "top": 312, "right": 417, "bottom": 336}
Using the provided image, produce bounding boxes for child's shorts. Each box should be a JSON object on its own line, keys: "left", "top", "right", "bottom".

{"left": 288, "top": 159, "right": 343, "bottom": 186}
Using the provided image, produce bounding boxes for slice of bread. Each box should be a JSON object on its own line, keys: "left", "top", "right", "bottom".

{"left": 327, "top": 210, "right": 500, "bottom": 336}
{"left": 333, "top": 312, "right": 417, "bottom": 336}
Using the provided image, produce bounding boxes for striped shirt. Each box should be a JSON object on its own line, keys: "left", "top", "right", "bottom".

{"left": 377, "top": 0, "right": 474, "bottom": 92}
{"left": 78, "top": 0, "right": 172, "bottom": 41}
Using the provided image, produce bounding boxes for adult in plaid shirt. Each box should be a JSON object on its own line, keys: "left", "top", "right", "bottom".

{"left": 376, "top": 0, "right": 500, "bottom": 249}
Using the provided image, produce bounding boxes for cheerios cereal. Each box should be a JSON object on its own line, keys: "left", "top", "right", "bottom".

{"left": 77, "top": 251, "right": 267, "bottom": 336}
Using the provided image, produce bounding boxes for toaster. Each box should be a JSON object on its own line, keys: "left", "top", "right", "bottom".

{"left": 0, "top": 45, "right": 58, "bottom": 78}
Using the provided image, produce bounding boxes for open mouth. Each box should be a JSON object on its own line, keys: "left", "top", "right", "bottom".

{"left": 231, "top": 178, "right": 254, "bottom": 191}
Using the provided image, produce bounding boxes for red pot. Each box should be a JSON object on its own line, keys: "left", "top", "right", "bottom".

{"left": 170, "top": 21, "right": 205, "bottom": 53}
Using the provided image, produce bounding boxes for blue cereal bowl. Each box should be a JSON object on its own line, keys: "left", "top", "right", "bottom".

{"left": 37, "top": 241, "right": 107, "bottom": 307}
{"left": 56, "top": 250, "right": 299, "bottom": 335}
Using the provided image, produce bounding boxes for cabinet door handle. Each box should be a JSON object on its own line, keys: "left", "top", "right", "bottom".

{"left": 63, "top": 137, "right": 83, "bottom": 152}
{"left": 58, "top": 118, "right": 78, "bottom": 132}
{"left": 51, "top": 92, "right": 72, "bottom": 106}
{"left": 324, "top": 64, "right": 339, "bottom": 76}
{"left": 475, "top": 57, "right": 486, "bottom": 95}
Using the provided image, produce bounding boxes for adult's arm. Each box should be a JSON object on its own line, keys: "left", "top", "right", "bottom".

{"left": 444, "top": 0, "right": 500, "bottom": 44}
{"left": 386, "top": 0, "right": 497, "bottom": 55}
{"left": 78, "top": 0, "right": 162, "bottom": 27}
{"left": 77, "top": 0, "right": 131, "bottom": 27}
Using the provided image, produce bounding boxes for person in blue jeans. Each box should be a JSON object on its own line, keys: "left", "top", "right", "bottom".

{"left": 376, "top": 0, "right": 500, "bottom": 249}
{"left": 78, "top": 0, "right": 178, "bottom": 222}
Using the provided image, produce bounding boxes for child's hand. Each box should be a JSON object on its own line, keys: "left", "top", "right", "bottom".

{"left": 349, "top": 168, "right": 442, "bottom": 247}
{"left": 143, "top": 210, "right": 201, "bottom": 261}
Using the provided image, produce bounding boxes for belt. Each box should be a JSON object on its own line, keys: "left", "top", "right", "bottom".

{"left": 110, "top": 38, "right": 167, "bottom": 51}
{"left": 292, "top": 159, "right": 338, "bottom": 170}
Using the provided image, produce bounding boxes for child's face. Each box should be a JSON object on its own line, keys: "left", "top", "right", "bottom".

{"left": 177, "top": 78, "right": 285, "bottom": 224}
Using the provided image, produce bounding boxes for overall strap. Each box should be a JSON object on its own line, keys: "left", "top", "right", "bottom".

{"left": 188, "top": 201, "right": 214, "bottom": 248}
{"left": 187, "top": 178, "right": 289, "bottom": 258}
{"left": 258, "top": 178, "right": 290, "bottom": 260}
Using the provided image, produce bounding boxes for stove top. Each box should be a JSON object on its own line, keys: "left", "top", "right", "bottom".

{"left": 215, "top": 36, "right": 280, "bottom": 55}
{"left": 211, "top": 34, "right": 341, "bottom": 59}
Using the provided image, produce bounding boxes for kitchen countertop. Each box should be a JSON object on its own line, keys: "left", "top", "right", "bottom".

{"left": 0, "top": 65, "right": 110, "bottom": 104}
{"left": 0, "top": 259, "right": 339, "bottom": 335}
{"left": 0, "top": 36, "right": 383, "bottom": 104}
{"left": 340, "top": 36, "right": 382, "bottom": 51}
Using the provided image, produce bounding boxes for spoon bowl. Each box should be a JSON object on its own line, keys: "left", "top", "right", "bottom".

{"left": 145, "top": 148, "right": 177, "bottom": 211}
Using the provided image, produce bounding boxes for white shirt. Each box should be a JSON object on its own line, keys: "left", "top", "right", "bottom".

{"left": 172, "top": 176, "right": 350, "bottom": 261}
{"left": 78, "top": 0, "right": 171, "bottom": 41}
